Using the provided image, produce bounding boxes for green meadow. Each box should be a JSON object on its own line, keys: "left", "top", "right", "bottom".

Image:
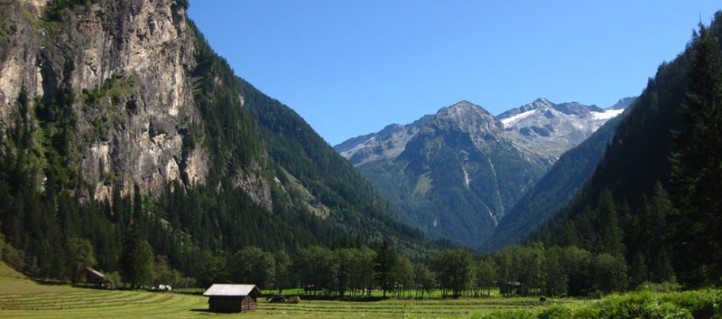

{"left": 1, "top": 262, "right": 720, "bottom": 319}
{"left": 0, "top": 261, "right": 575, "bottom": 319}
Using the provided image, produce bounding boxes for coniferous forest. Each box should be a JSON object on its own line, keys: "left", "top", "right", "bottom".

{"left": 1, "top": 0, "right": 722, "bottom": 302}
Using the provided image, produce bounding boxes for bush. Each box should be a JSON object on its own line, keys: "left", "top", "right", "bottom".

{"left": 2, "top": 243, "right": 25, "bottom": 271}
{"left": 661, "top": 290, "right": 722, "bottom": 319}
{"left": 475, "top": 309, "right": 536, "bottom": 319}
{"left": 538, "top": 305, "right": 575, "bottom": 319}
{"left": 595, "top": 293, "right": 692, "bottom": 319}
{"left": 636, "top": 281, "right": 683, "bottom": 293}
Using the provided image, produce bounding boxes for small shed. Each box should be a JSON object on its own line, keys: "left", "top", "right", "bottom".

{"left": 84, "top": 267, "right": 110, "bottom": 288}
{"left": 498, "top": 281, "right": 523, "bottom": 296}
{"left": 203, "top": 284, "right": 262, "bottom": 313}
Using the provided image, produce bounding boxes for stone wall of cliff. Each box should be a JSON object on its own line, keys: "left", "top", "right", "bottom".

{"left": 0, "top": 0, "right": 237, "bottom": 204}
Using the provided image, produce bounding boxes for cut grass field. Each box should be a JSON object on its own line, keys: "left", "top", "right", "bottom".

{"left": 0, "top": 264, "right": 588, "bottom": 318}
{"left": 6, "top": 261, "right": 719, "bottom": 319}
{"left": 0, "top": 277, "right": 583, "bottom": 318}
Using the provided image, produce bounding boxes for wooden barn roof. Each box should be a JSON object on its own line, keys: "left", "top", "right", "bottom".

{"left": 203, "top": 284, "right": 262, "bottom": 297}
{"left": 84, "top": 267, "right": 106, "bottom": 279}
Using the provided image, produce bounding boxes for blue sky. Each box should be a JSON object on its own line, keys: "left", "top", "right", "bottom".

{"left": 189, "top": 1, "right": 719, "bottom": 145}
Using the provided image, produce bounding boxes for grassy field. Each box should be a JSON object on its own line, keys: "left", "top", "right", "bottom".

{"left": 0, "top": 278, "right": 584, "bottom": 318}
{"left": 2, "top": 267, "right": 720, "bottom": 318}
{"left": 0, "top": 263, "right": 591, "bottom": 319}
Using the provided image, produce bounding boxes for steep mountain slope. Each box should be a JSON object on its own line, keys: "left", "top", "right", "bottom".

{"left": 338, "top": 101, "right": 552, "bottom": 245}
{"left": 239, "top": 79, "right": 425, "bottom": 250}
{"left": 0, "top": 0, "right": 426, "bottom": 281}
{"left": 484, "top": 111, "right": 626, "bottom": 251}
{"left": 336, "top": 99, "right": 628, "bottom": 246}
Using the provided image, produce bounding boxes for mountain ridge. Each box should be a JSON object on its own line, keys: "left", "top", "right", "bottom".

{"left": 335, "top": 97, "right": 630, "bottom": 246}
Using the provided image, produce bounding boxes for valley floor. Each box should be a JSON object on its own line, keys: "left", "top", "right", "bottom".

{"left": 0, "top": 268, "right": 580, "bottom": 319}
{"left": 0, "top": 265, "right": 719, "bottom": 319}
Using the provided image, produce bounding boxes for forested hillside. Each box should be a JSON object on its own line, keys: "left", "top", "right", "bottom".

{"left": 528, "top": 11, "right": 722, "bottom": 289}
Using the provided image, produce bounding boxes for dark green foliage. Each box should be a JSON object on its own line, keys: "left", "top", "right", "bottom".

{"left": 625, "top": 184, "right": 676, "bottom": 287}
{"left": 227, "top": 246, "right": 275, "bottom": 289}
{"left": 592, "top": 253, "right": 628, "bottom": 294}
{"left": 432, "top": 249, "right": 473, "bottom": 297}
{"left": 119, "top": 224, "right": 154, "bottom": 287}
{"left": 273, "top": 251, "right": 292, "bottom": 293}
{"left": 66, "top": 237, "right": 96, "bottom": 283}
{"left": 670, "top": 15, "right": 722, "bottom": 287}
{"left": 188, "top": 21, "right": 262, "bottom": 182}
{"left": 474, "top": 258, "right": 497, "bottom": 297}
{"left": 374, "top": 241, "right": 396, "bottom": 297}
{"left": 295, "top": 246, "right": 339, "bottom": 295}
{"left": 594, "top": 190, "right": 624, "bottom": 256}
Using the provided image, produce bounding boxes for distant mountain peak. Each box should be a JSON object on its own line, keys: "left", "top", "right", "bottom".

{"left": 435, "top": 101, "right": 501, "bottom": 137}
{"left": 438, "top": 100, "right": 488, "bottom": 115}
{"left": 609, "top": 97, "right": 637, "bottom": 110}
{"left": 532, "top": 97, "right": 554, "bottom": 107}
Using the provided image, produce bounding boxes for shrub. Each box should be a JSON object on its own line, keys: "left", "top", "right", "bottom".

{"left": 595, "top": 293, "right": 692, "bottom": 319}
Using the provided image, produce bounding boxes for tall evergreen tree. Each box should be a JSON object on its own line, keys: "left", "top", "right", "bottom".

{"left": 119, "top": 224, "right": 154, "bottom": 287}
{"left": 374, "top": 241, "right": 396, "bottom": 298}
{"left": 670, "top": 19, "right": 722, "bottom": 286}
{"left": 595, "top": 189, "right": 624, "bottom": 257}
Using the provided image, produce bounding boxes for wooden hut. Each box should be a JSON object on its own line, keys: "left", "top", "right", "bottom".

{"left": 84, "top": 267, "right": 110, "bottom": 288}
{"left": 203, "top": 284, "right": 262, "bottom": 313}
{"left": 498, "top": 281, "right": 523, "bottom": 296}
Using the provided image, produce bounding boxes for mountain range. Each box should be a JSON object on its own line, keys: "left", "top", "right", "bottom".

{"left": 335, "top": 98, "right": 631, "bottom": 246}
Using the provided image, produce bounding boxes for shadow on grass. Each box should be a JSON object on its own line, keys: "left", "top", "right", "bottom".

{"left": 190, "top": 308, "right": 213, "bottom": 313}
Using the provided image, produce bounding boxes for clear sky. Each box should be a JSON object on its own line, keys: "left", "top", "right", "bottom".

{"left": 188, "top": 1, "right": 719, "bottom": 145}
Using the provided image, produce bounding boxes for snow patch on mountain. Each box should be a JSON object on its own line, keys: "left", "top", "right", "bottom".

{"left": 592, "top": 108, "right": 626, "bottom": 120}
{"left": 501, "top": 110, "right": 536, "bottom": 127}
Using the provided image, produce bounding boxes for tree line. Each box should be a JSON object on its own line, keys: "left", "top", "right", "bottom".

{"left": 154, "top": 242, "right": 633, "bottom": 298}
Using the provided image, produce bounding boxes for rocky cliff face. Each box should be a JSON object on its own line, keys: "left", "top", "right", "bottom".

{"left": 0, "top": 0, "right": 220, "bottom": 203}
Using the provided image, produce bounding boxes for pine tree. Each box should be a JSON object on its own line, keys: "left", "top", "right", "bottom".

{"left": 670, "top": 19, "right": 722, "bottom": 286}
{"left": 595, "top": 189, "right": 624, "bottom": 257}
{"left": 648, "top": 183, "right": 675, "bottom": 282}
{"left": 374, "top": 241, "right": 395, "bottom": 298}
{"left": 119, "top": 224, "right": 154, "bottom": 287}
